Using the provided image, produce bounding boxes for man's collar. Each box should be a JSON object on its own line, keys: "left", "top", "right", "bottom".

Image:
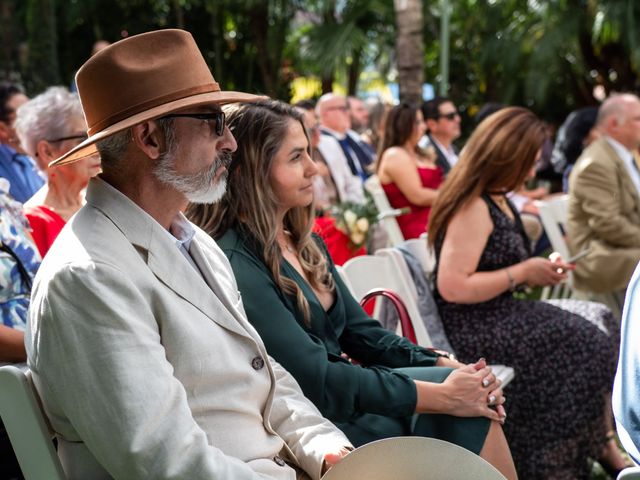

{"left": 605, "top": 135, "right": 633, "bottom": 162}
{"left": 430, "top": 135, "right": 453, "bottom": 153}
{"left": 320, "top": 126, "right": 347, "bottom": 140}
{"left": 167, "top": 212, "right": 197, "bottom": 250}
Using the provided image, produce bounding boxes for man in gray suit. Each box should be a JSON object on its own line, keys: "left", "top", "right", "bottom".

{"left": 568, "top": 93, "right": 640, "bottom": 313}
{"left": 25, "top": 29, "right": 351, "bottom": 479}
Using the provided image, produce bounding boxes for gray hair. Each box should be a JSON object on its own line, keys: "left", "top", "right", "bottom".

{"left": 597, "top": 93, "right": 640, "bottom": 126}
{"left": 96, "top": 117, "right": 176, "bottom": 172}
{"left": 14, "top": 86, "right": 84, "bottom": 157}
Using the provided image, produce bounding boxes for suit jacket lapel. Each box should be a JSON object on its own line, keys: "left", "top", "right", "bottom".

{"left": 429, "top": 135, "right": 450, "bottom": 174}
{"left": 188, "top": 238, "right": 263, "bottom": 342}
{"left": 86, "top": 178, "right": 252, "bottom": 340}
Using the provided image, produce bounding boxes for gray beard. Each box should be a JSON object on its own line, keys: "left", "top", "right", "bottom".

{"left": 154, "top": 149, "right": 232, "bottom": 204}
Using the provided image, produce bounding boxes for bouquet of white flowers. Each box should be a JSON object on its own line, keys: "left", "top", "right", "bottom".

{"left": 331, "top": 194, "right": 379, "bottom": 251}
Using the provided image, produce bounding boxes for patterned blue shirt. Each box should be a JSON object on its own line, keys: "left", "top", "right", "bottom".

{"left": 0, "top": 179, "right": 41, "bottom": 330}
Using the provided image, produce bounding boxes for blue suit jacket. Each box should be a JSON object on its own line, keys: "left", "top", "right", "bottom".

{"left": 0, "top": 144, "right": 44, "bottom": 203}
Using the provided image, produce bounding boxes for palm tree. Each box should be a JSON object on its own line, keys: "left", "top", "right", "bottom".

{"left": 394, "top": 0, "right": 424, "bottom": 103}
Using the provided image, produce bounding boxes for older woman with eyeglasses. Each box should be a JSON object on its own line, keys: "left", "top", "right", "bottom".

{"left": 15, "top": 86, "right": 101, "bottom": 257}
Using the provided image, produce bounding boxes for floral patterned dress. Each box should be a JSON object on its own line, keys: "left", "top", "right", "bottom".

{"left": 434, "top": 194, "right": 619, "bottom": 479}
{"left": 0, "top": 179, "right": 41, "bottom": 331}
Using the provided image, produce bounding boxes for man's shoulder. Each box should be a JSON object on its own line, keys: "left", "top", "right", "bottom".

{"left": 572, "top": 139, "right": 617, "bottom": 177}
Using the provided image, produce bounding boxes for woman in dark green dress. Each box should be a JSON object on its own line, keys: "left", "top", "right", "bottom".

{"left": 187, "top": 99, "right": 516, "bottom": 479}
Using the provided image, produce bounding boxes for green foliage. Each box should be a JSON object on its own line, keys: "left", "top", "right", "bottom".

{"left": 5, "top": 0, "right": 640, "bottom": 126}
{"left": 424, "top": 0, "right": 640, "bottom": 127}
{"left": 25, "top": 0, "right": 60, "bottom": 94}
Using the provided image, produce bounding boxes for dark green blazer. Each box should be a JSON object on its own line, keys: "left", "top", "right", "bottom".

{"left": 218, "top": 228, "right": 440, "bottom": 423}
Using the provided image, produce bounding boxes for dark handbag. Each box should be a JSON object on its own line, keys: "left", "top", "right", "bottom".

{"left": 359, "top": 288, "right": 417, "bottom": 344}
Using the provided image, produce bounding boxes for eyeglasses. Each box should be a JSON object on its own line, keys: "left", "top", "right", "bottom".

{"left": 325, "top": 105, "right": 348, "bottom": 113}
{"left": 161, "top": 111, "right": 226, "bottom": 137}
{"left": 47, "top": 133, "right": 88, "bottom": 143}
{"left": 437, "top": 111, "right": 460, "bottom": 121}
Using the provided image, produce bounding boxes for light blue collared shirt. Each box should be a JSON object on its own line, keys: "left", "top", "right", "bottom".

{"left": 163, "top": 213, "right": 200, "bottom": 273}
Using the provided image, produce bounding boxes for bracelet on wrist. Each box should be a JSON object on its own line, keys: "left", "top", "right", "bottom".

{"left": 505, "top": 267, "right": 517, "bottom": 292}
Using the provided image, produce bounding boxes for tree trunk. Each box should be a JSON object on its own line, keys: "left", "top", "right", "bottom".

{"left": 347, "top": 49, "right": 361, "bottom": 96}
{"left": 394, "top": 0, "right": 424, "bottom": 103}
{"left": 0, "top": 1, "right": 15, "bottom": 80}
{"left": 173, "top": 0, "right": 185, "bottom": 30}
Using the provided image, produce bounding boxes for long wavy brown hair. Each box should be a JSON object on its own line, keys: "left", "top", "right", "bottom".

{"left": 428, "top": 107, "right": 547, "bottom": 247}
{"left": 186, "top": 99, "right": 334, "bottom": 324}
{"left": 376, "top": 102, "right": 420, "bottom": 168}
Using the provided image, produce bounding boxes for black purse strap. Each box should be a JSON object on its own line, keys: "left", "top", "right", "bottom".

{"left": 0, "top": 241, "right": 33, "bottom": 293}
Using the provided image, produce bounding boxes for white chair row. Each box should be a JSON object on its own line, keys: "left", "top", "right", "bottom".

{"left": 339, "top": 242, "right": 515, "bottom": 387}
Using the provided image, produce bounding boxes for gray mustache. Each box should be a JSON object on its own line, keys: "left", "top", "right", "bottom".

{"left": 217, "top": 151, "right": 233, "bottom": 169}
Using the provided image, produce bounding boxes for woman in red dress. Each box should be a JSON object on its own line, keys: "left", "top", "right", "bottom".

{"left": 377, "top": 103, "right": 443, "bottom": 239}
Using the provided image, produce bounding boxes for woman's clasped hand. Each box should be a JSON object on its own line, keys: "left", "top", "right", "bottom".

{"left": 417, "top": 358, "right": 505, "bottom": 423}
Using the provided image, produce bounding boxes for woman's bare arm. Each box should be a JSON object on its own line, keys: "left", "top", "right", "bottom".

{"left": 0, "top": 325, "right": 26, "bottom": 362}
{"left": 437, "top": 197, "right": 567, "bottom": 304}
{"left": 379, "top": 148, "right": 438, "bottom": 206}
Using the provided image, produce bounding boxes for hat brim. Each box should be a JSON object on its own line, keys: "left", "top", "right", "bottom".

{"left": 49, "top": 90, "right": 263, "bottom": 167}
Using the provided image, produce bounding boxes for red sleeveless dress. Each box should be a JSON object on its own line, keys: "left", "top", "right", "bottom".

{"left": 382, "top": 166, "right": 443, "bottom": 239}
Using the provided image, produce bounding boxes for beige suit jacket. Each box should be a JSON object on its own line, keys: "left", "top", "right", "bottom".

{"left": 567, "top": 137, "right": 640, "bottom": 293}
{"left": 25, "top": 178, "right": 350, "bottom": 479}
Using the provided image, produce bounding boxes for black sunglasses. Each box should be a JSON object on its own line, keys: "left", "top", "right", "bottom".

{"left": 47, "top": 133, "right": 88, "bottom": 143}
{"left": 161, "top": 111, "right": 226, "bottom": 137}
{"left": 437, "top": 111, "right": 459, "bottom": 121}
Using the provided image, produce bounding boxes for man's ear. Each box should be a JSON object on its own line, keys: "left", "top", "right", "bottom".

{"left": 131, "top": 120, "right": 165, "bottom": 160}
{"left": 425, "top": 118, "right": 437, "bottom": 134}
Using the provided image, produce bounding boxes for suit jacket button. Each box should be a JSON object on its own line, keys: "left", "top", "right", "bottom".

{"left": 251, "top": 356, "right": 265, "bottom": 370}
{"left": 273, "top": 455, "right": 286, "bottom": 467}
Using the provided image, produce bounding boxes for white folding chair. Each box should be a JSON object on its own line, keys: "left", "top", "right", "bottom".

{"left": 400, "top": 234, "right": 436, "bottom": 279}
{"left": 341, "top": 253, "right": 432, "bottom": 346}
{"left": 535, "top": 195, "right": 577, "bottom": 299}
{"left": 364, "top": 175, "right": 405, "bottom": 247}
{"left": 0, "top": 365, "right": 66, "bottom": 480}
{"left": 340, "top": 252, "right": 515, "bottom": 387}
{"left": 321, "top": 436, "right": 506, "bottom": 480}
{"left": 618, "top": 467, "right": 640, "bottom": 479}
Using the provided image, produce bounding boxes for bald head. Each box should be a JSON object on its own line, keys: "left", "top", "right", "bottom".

{"left": 597, "top": 93, "right": 640, "bottom": 150}
{"left": 317, "top": 93, "right": 350, "bottom": 134}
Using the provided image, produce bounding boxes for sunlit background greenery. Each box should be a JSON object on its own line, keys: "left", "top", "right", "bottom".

{"left": 2, "top": 0, "right": 640, "bottom": 127}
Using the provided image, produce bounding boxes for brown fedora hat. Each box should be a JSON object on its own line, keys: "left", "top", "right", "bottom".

{"left": 50, "top": 29, "right": 261, "bottom": 167}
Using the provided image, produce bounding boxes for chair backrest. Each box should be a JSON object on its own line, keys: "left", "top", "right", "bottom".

{"left": 535, "top": 195, "right": 574, "bottom": 298}
{"left": 364, "top": 175, "right": 405, "bottom": 246}
{"left": 341, "top": 252, "right": 432, "bottom": 346}
{"left": 535, "top": 195, "right": 570, "bottom": 259}
{"left": 618, "top": 467, "right": 640, "bottom": 479}
{"left": 400, "top": 235, "right": 436, "bottom": 277}
{"left": 321, "top": 436, "right": 506, "bottom": 480}
{"left": 0, "top": 365, "right": 66, "bottom": 479}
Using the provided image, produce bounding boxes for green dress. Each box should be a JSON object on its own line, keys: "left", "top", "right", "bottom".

{"left": 218, "top": 228, "right": 489, "bottom": 453}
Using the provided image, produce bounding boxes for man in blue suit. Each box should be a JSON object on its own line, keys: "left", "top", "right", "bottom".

{"left": 0, "top": 83, "right": 44, "bottom": 203}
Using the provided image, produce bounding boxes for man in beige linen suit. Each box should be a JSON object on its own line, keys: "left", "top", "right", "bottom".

{"left": 25, "top": 29, "right": 351, "bottom": 479}
{"left": 568, "top": 93, "right": 640, "bottom": 311}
